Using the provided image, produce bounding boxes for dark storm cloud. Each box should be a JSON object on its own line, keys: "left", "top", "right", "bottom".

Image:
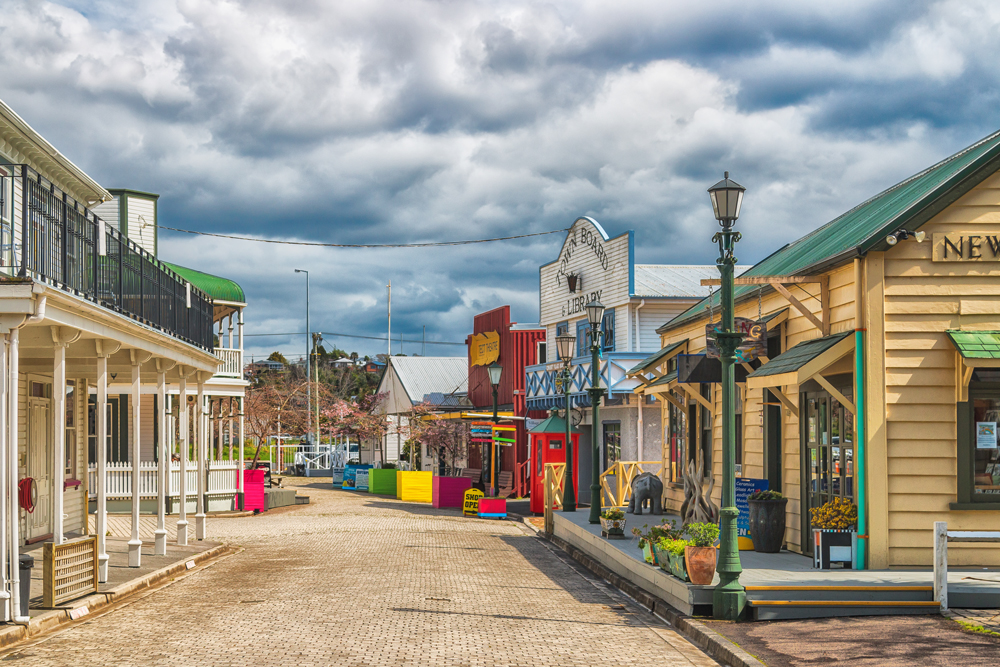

{"left": 0, "top": 0, "right": 997, "bottom": 359}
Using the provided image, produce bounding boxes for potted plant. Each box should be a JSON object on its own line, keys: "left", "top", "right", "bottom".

{"left": 658, "top": 538, "right": 690, "bottom": 581}
{"left": 600, "top": 508, "right": 627, "bottom": 538}
{"left": 631, "top": 519, "right": 680, "bottom": 565}
{"left": 683, "top": 522, "right": 720, "bottom": 585}
{"left": 747, "top": 489, "right": 787, "bottom": 553}
{"left": 810, "top": 497, "right": 858, "bottom": 569}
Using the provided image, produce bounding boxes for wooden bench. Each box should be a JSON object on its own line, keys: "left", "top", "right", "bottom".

{"left": 498, "top": 471, "right": 513, "bottom": 497}
{"left": 933, "top": 521, "right": 1000, "bottom": 610}
{"left": 460, "top": 468, "right": 482, "bottom": 481}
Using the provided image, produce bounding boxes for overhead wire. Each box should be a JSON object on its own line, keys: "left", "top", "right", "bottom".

{"left": 243, "top": 331, "right": 466, "bottom": 346}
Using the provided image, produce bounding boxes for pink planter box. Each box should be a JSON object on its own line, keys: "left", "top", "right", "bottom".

{"left": 432, "top": 476, "right": 472, "bottom": 509}
{"left": 242, "top": 469, "right": 266, "bottom": 512}
{"left": 478, "top": 498, "right": 506, "bottom": 517}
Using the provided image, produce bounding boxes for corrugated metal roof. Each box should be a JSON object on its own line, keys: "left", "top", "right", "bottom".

{"left": 162, "top": 262, "right": 246, "bottom": 304}
{"left": 633, "top": 265, "right": 749, "bottom": 298}
{"left": 661, "top": 127, "right": 1000, "bottom": 332}
{"left": 947, "top": 330, "right": 1000, "bottom": 359}
{"left": 391, "top": 356, "right": 468, "bottom": 405}
{"left": 746, "top": 332, "right": 851, "bottom": 378}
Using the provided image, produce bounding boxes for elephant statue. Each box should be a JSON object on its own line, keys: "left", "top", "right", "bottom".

{"left": 627, "top": 472, "right": 663, "bottom": 515}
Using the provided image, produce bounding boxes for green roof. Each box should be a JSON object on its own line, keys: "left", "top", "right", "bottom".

{"left": 747, "top": 332, "right": 851, "bottom": 379}
{"left": 646, "top": 370, "right": 678, "bottom": 388}
{"left": 947, "top": 331, "right": 1000, "bottom": 359}
{"left": 162, "top": 262, "right": 245, "bottom": 303}
{"left": 660, "top": 128, "right": 1000, "bottom": 333}
{"left": 528, "top": 414, "right": 579, "bottom": 435}
{"left": 628, "top": 339, "right": 687, "bottom": 375}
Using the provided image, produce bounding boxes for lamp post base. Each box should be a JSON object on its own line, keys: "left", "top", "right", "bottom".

{"left": 712, "top": 585, "right": 747, "bottom": 621}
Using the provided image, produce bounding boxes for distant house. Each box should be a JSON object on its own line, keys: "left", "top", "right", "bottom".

{"left": 364, "top": 359, "right": 386, "bottom": 373}
{"left": 248, "top": 360, "right": 285, "bottom": 373}
{"left": 374, "top": 356, "right": 470, "bottom": 465}
{"left": 331, "top": 357, "right": 355, "bottom": 369}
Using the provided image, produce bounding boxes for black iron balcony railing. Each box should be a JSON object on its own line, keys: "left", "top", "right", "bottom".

{"left": 11, "top": 165, "right": 214, "bottom": 351}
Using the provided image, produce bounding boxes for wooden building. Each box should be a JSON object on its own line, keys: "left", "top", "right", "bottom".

{"left": 632, "top": 128, "right": 1000, "bottom": 568}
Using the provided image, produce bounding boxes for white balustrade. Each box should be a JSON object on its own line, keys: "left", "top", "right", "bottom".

{"left": 214, "top": 347, "right": 243, "bottom": 379}
{"left": 88, "top": 460, "right": 240, "bottom": 499}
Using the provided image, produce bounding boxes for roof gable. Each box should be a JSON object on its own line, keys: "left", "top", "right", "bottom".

{"left": 389, "top": 357, "right": 468, "bottom": 407}
{"left": 661, "top": 128, "right": 1000, "bottom": 332}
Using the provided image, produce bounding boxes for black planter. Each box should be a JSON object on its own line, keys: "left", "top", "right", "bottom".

{"left": 748, "top": 498, "right": 787, "bottom": 553}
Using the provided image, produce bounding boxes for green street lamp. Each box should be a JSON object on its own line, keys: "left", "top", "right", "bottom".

{"left": 487, "top": 361, "right": 503, "bottom": 497}
{"left": 708, "top": 171, "right": 747, "bottom": 621}
{"left": 556, "top": 333, "right": 577, "bottom": 512}
{"left": 585, "top": 300, "right": 607, "bottom": 525}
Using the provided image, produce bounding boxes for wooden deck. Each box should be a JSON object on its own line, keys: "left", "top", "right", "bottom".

{"left": 552, "top": 510, "right": 1000, "bottom": 619}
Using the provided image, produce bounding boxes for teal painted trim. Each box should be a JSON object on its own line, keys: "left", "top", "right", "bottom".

{"left": 854, "top": 328, "right": 867, "bottom": 570}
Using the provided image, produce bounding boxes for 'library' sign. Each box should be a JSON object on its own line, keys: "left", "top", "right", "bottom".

{"left": 932, "top": 232, "right": 1000, "bottom": 261}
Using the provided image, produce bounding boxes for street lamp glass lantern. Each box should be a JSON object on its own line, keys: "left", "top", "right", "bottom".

{"left": 585, "top": 300, "right": 605, "bottom": 328}
{"left": 556, "top": 334, "right": 576, "bottom": 362}
{"left": 487, "top": 362, "right": 503, "bottom": 387}
{"left": 708, "top": 171, "right": 746, "bottom": 223}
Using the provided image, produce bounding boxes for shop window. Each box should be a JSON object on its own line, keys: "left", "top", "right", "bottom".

{"left": 65, "top": 381, "right": 76, "bottom": 478}
{"left": 603, "top": 422, "right": 621, "bottom": 470}
{"left": 700, "top": 384, "right": 712, "bottom": 476}
{"left": 668, "top": 390, "right": 686, "bottom": 484}
{"left": 536, "top": 341, "right": 547, "bottom": 364}
{"left": 576, "top": 319, "right": 589, "bottom": 357}
{"left": 556, "top": 321, "right": 569, "bottom": 337}
{"left": 969, "top": 394, "right": 1000, "bottom": 499}
{"left": 602, "top": 310, "right": 615, "bottom": 353}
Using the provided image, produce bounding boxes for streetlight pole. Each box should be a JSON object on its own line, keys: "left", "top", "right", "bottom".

{"left": 295, "top": 269, "right": 311, "bottom": 443}
{"left": 556, "top": 334, "right": 577, "bottom": 513}
{"left": 313, "top": 332, "right": 322, "bottom": 447}
{"left": 585, "top": 301, "right": 606, "bottom": 525}
{"left": 708, "top": 172, "right": 747, "bottom": 621}
{"left": 487, "top": 362, "right": 503, "bottom": 497}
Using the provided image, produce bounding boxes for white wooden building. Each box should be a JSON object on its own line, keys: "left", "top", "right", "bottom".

{"left": 526, "top": 216, "right": 743, "bottom": 503}
{"left": 0, "top": 97, "right": 247, "bottom": 621}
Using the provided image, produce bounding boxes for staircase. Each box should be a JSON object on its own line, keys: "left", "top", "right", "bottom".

{"left": 746, "top": 585, "right": 940, "bottom": 620}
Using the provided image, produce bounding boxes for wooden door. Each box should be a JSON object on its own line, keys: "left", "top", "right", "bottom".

{"left": 27, "top": 396, "right": 52, "bottom": 541}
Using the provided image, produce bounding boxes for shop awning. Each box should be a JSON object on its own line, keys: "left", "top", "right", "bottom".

{"left": 947, "top": 331, "right": 1000, "bottom": 365}
{"left": 627, "top": 339, "right": 688, "bottom": 376}
{"left": 636, "top": 370, "right": 678, "bottom": 394}
{"left": 528, "top": 414, "right": 579, "bottom": 434}
{"left": 746, "top": 331, "right": 856, "bottom": 414}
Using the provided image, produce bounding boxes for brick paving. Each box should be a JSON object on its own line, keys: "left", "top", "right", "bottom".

{"left": 945, "top": 608, "right": 1000, "bottom": 635}
{"left": 3, "top": 479, "right": 719, "bottom": 666}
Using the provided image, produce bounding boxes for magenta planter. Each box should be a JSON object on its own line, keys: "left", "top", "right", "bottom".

{"left": 432, "top": 476, "right": 472, "bottom": 509}
{"left": 242, "top": 469, "right": 266, "bottom": 512}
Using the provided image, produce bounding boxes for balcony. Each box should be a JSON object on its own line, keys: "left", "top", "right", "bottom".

{"left": 213, "top": 347, "right": 244, "bottom": 379}
{"left": 8, "top": 165, "right": 214, "bottom": 350}
{"left": 524, "top": 352, "right": 648, "bottom": 411}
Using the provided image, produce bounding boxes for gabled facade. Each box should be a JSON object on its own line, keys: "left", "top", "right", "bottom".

{"left": 644, "top": 127, "right": 1000, "bottom": 568}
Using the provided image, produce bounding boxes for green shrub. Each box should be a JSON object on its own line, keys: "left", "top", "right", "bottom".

{"left": 631, "top": 518, "right": 683, "bottom": 548}
{"left": 656, "top": 537, "right": 689, "bottom": 556}
{"left": 685, "top": 522, "right": 720, "bottom": 548}
{"left": 748, "top": 489, "right": 784, "bottom": 501}
{"left": 601, "top": 508, "right": 626, "bottom": 521}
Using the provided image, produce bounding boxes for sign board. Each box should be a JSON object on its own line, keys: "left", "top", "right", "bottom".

{"left": 470, "top": 331, "right": 500, "bottom": 367}
{"left": 463, "top": 488, "right": 485, "bottom": 516}
{"left": 735, "top": 478, "right": 769, "bottom": 550}
{"left": 355, "top": 469, "right": 370, "bottom": 491}
{"left": 706, "top": 318, "right": 766, "bottom": 362}
{"left": 677, "top": 354, "right": 751, "bottom": 384}
{"left": 932, "top": 232, "right": 1000, "bottom": 262}
{"left": 977, "top": 422, "right": 998, "bottom": 449}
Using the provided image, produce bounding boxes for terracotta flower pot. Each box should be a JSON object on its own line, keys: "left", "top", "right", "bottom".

{"left": 684, "top": 546, "right": 717, "bottom": 585}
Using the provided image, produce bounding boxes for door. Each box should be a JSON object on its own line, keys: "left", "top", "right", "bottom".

{"left": 27, "top": 396, "right": 52, "bottom": 541}
{"left": 802, "top": 391, "right": 855, "bottom": 554}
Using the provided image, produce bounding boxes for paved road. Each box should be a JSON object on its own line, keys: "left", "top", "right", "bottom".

{"left": 5, "top": 480, "right": 718, "bottom": 666}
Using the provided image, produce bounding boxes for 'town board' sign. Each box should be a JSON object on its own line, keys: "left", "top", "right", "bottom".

{"left": 471, "top": 331, "right": 500, "bottom": 366}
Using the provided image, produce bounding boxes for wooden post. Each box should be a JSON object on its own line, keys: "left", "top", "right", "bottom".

{"left": 933, "top": 521, "right": 948, "bottom": 610}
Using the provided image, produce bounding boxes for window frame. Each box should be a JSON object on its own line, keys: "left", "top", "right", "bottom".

{"left": 958, "top": 384, "right": 1000, "bottom": 506}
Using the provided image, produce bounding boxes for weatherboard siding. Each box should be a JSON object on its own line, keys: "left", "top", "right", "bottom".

{"left": 127, "top": 195, "right": 156, "bottom": 256}
{"left": 93, "top": 197, "right": 120, "bottom": 232}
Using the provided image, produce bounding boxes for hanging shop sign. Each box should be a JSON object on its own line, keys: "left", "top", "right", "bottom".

{"left": 677, "top": 354, "right": 752, "bottom": 384}
{"left": 705, "top": 318, "right": 767, "bottom": 362}
{"left": 932, "top": 232, "right": 1000, "bottom": 262}
{"left": 470, "top": 331, "right": 501, "bottom": 366}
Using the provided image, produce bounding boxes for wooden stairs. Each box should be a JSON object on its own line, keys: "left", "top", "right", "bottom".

{"left": 746, "top": 585, "right": 940, "bottom": 620}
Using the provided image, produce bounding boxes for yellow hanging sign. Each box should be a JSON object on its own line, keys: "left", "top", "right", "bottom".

{"left": 470, "top": 332, "right": 500, "bottom": 367}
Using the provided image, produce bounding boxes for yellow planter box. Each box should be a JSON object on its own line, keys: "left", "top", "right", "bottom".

{"left": 398, "top": 471, "right": 433, "bottom": 503}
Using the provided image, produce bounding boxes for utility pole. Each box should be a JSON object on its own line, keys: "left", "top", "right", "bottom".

{"left": 295, "top": 269, "right": 311, "bottom": 442}
{"left": 387, "top": 281, "right": 391, "bottom": 360}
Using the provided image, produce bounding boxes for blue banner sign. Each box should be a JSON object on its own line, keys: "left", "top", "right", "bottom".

{"left": 735, "top": 477, "right": 769, "bottom": 538}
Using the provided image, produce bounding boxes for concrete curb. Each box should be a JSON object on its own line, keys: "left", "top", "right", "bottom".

{"left": 0, "top": 543, "right": 231, "bottom": 650}
{"left": 541, "top": 531, "right": 764, "bottom": 667}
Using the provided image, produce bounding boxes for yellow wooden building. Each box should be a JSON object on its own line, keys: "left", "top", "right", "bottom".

{"left": 631, "top": 129, "right": 1000, "bottom": 569}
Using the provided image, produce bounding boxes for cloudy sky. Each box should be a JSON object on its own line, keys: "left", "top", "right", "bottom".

{"left": 3, "top": 0, "right": 999, "bottom": 361}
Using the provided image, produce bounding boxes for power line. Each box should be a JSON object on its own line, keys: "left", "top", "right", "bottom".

{"left": 156, "top": 223, "right": 568, "bottom": 248}
{"left": 243, "top": 331, "right": 466, "bottom": 346}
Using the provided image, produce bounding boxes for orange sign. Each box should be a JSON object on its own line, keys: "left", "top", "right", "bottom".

{"left": 470, "top": 331, "right": 500, "bottom": 367}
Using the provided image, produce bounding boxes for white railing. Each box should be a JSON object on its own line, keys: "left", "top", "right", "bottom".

{"left": 214, "top": 347, "right": 243, "bottom": 379}
{"left": 87, "top": 461, "right": 240, "bottom": 499}
{"left": 295, "top": 451, "right": 331, "bottom": 470}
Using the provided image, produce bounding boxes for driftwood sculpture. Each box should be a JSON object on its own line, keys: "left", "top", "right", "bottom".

{"left": 680, "top": 448, "right": 719, "bottom": 525}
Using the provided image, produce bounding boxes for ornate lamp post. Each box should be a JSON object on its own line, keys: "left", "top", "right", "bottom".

{"left": 556, "top": 334, "right": 577, "bottom": 512}
{"left": 487, "top": 361, "right": 503, "bottom": 497}
{"left": 585, "top": 300, "right": 606, "bottom": 525}
{"left": 708, "top": 171, "right": 747, "bottom": 621}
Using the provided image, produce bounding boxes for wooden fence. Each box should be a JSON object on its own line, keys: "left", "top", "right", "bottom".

{"left": 44, "top": 536, "right": 98, "bottom": 607}
{"left": 599, "top": 461, "right": 663, "bottom": 509}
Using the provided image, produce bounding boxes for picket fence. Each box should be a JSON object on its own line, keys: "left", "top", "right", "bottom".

{"left": 87, "top": 461, "right": 240, "bottom": 499}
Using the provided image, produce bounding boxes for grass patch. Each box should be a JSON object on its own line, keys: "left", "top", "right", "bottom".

{"left": 954, "top": 619, "right": 1000, "bottom": 637}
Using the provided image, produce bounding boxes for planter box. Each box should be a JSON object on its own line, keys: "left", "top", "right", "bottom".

{"left": 368, "top": 469, "right": 397, "bottom": 496}
{"left": 600, "top": 517, "right": 627, "bottom": 539}
{"left": 432, "top": 476, "right": 472, "bottom": 508}
{"left": 813, "top": 529, "right": 857, "bottom": 569}
{"left": 398, "top": 471, "right": 433, "bottom": 503}
{"left": 668, "top": 551, "right": 689, "bottom": 582}
{"left": 242, "top": 469, "right": 265, "bottom": 512}
{"left": 641, "top": 542, "right": 659, "bottom": 565}
{"left": 478, "top": 497, "right": 506, "bottom": 518}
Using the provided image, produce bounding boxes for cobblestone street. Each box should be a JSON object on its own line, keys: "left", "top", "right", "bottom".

{"left": 3, "top": 480, "right": 718, "bottom": 666}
